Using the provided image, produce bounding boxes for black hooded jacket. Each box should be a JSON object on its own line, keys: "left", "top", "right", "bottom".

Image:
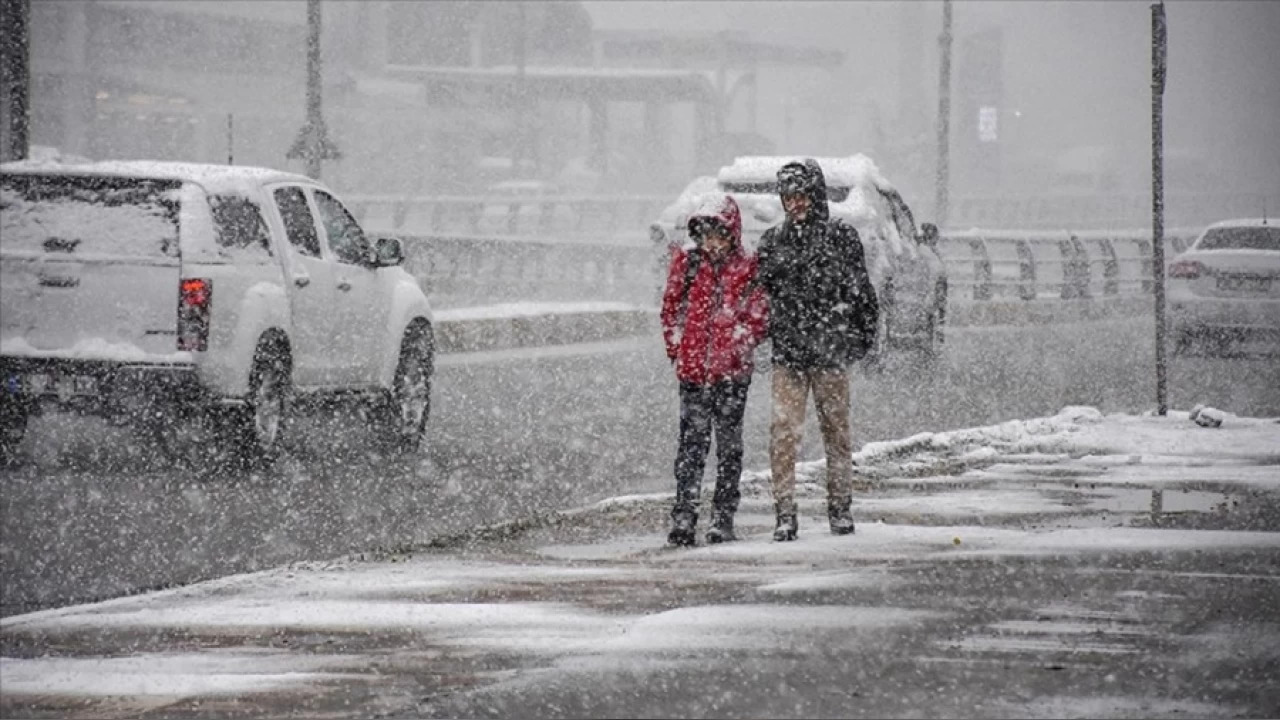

{"left": 756, "top": 159, "right": 879, "bottom": 369}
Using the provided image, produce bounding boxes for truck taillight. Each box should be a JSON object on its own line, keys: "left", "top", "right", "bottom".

{"left": 177, "top": 278, "right": 211, "bottom": 351}
{"left": 1168, "top": 260, "right": 1204, "bottom": 279}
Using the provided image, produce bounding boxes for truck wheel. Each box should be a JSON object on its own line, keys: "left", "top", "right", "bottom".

{"left": 0, "top": 399, "right": 32, "bottom": 467}
{"left": 863, "top": 283, "right": 892, "bottom": 374}
{"left": 922, "top": 282, "right": 947, "bottom": 362}
{"left": 1171, "top": 330, "right": 1194, "bottom": 358}
{"left": 217, "top": 340, "right": 291, "bottom": 468}
{"left": 377, "top": 325, "right": 433, "bottom": 456}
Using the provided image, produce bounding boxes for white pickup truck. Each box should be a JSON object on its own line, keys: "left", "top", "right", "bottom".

{"left": 0, "top": 160, "right": 435, "bottom": 466}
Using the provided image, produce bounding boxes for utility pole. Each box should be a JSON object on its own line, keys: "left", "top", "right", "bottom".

{"left": 287, "top": 0, "right": 340, "bottom": 178}
{"left": 934, "top": 0, "right": 953, "bottom": 228}
{"left": 1151, "top": 2, "right": 1169, "bottom": 415}
{"left": 0, "top": 0, "right": 31, "bottom": 162}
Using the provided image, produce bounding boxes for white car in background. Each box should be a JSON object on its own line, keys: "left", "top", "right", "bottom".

{"left": 1167, "top": 218, "right": 1280, "bottom": 356}
{"left": 650, "top": 155, "right": 949, "bottom": 360}
{"left": 0, "top": 160, "right": 435, "bottom": 466}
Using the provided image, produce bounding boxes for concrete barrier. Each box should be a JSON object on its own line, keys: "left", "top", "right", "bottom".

{"left": 386, "top": 225, "right": 1199, "bottom": 355}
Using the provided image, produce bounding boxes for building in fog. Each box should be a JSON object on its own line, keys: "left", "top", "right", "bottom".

{"left": 23, "top": 0, "right": 853, "bottom": 196}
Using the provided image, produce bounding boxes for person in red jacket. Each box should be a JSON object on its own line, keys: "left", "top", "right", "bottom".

{"left": 660, "top": 193, "right": 768, "bottom": 546}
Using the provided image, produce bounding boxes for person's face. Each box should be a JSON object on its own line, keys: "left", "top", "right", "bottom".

{"left": 781, "top": 192, "right": 811, "bottom": 222}
{"left": 702, "top": 225, "right": 731, "bottom": 257}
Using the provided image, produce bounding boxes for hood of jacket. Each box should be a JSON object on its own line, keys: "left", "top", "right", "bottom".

{"left": 685, "top": 192, "right": 744, "bottom": 251}
{"left": 776, "top": 158, "right": 830, "bottom": 224}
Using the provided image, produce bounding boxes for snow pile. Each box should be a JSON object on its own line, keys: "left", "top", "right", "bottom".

{"left": 741, "top": 406, "right": 1106, "bottom": 497}
{"left": 1189, "top": 404, "right": 1225, "bottom": 428}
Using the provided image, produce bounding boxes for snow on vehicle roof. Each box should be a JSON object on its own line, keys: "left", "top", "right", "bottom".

{"left": 0, "top": 160, "right": 313, "bottom": 195}
{"left": 717, "top": 154, "right": 893, "bottom": 191}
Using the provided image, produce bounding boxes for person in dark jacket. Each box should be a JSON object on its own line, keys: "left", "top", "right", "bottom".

{"left": 756, "top": 159, "right": 878, "bottom": 541}
{"left": 660, "top": 194, "right": 769, "bottom": 546}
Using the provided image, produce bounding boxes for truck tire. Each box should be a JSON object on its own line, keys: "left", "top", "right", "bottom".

{"left": 0, "top": 398, "right": 31, "bottom": 467}
{"left": 863, "top": 281, "right": 893, "bottom": 374}
{"left": 376, "top": 324, "right": 433, "bottom": 456}
{"left": 225, "top": 339, "right": 291, "bottom": 467}
{"left": 922, "top": 280, "right": 947, "bottom": 362}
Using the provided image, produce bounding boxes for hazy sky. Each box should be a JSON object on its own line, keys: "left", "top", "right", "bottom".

{"left": 584, "top": 0, "right": 1280, "bottom": 194}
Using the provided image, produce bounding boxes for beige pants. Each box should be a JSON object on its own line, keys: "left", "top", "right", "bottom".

{"left": 769, "top": 365, "right": 854, "bottom": 514}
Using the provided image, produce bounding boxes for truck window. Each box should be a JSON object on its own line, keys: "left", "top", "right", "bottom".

{"left": 209, "top": 195, "right": 272, "bottom": 257}
{"left": 313, "top": 190, "right": 371, "bottom": 265}
{"left": 272, "top": 187, "right": 321, "bottom": 257}
{"left": 1, "top": 174, "right": 181, "bottom": 258}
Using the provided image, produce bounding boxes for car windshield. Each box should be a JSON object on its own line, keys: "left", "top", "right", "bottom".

{"left": 719, "top": 181, "right": 851, "bottom": 203}
{"left": 1197, "top": 226, "right": 1280, "bottom": 251}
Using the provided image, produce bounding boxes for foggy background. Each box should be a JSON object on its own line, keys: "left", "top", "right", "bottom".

{"left": 9, "top": 0, "right": 1278, "bottom": 221}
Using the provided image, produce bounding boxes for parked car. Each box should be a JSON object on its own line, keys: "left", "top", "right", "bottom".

{"left": 0, "top": 160, "right": 435, "bottom": 466}
{"left": 1167, "top": 218, "right": 1280, "bottom": 356}
{"left": 649, "top": 155, "right": 948, "bottom": 360}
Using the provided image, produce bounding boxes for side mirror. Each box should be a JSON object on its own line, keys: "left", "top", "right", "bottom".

{"left": 373, "top": 236, "right": 406, "bottom": 267}
{"left": 919, "top": 222, "right": 940, "bottom": 249}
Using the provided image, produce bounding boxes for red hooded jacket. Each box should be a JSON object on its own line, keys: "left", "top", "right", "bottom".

{"left": 661, "top": 194, "right": 769, "bottom": 385}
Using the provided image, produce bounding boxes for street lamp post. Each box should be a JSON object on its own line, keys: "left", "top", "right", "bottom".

{"left": 1151, "top": 2, "right": 1169, "bottom": 415}
{"left": 287, "top": 0, "right": 340, "bottom": 179}
{"left": 935, "top": 0, "right": 953, "bottom": 228}
{"left": 0, "top": 0, "right": 31, "bottom": 162}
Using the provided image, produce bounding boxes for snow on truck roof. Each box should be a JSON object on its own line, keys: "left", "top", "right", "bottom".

{"left": 0, "top": 160, "right": 313, "bottom": 195}
{"left": 716, "top": 154, "right": 893, "bottom": 191}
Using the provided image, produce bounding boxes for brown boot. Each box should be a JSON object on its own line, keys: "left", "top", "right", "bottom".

{"left": 772, "top": 503, "right": 798, "bottom": 542}
{"left": 828, "top": 497, "right": 855, "bottom": 535}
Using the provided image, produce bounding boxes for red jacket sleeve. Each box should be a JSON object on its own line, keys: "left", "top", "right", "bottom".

{"left": 660, "top": 247, "right": 689, "bottom": 360}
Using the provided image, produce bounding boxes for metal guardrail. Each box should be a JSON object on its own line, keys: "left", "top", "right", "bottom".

{"left": 938, "top": 227, "right": 1202, "bottom": 303}
{"left": 387, "top": 225, "right": 1203, "bottom": 313}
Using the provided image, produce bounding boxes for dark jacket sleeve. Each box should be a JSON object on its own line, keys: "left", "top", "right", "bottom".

{"left": 843, "top": 225, "right": 879, "bottom": 352}
{"left": 755, "top": 226, "right": 779, "bottom": 295}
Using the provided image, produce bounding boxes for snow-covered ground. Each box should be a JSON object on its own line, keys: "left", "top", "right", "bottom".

{"left": 2, "top": 406, "right": 1278, "bottom": 716}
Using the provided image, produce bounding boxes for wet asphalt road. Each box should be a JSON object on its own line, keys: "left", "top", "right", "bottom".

{"left": 2, "top": 317, "right": 1278, "bottom": 617}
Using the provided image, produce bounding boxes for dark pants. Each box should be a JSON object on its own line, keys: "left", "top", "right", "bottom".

{"left": 673, "top": 378, "right": 751, "bottom": 518}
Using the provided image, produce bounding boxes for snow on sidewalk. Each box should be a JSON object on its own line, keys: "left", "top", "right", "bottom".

{"left": 2, "top": 406, "right": 1278, "bottom": 704}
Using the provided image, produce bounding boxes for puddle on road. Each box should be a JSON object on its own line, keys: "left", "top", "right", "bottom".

{"left": 1085, "top": 487, "right": 1236, "bottom": 515}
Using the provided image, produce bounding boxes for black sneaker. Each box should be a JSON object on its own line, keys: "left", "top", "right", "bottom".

{"left": 828, "top": 498, "right": 856, "bottom": 536}
{"left": 773, "top": 512, "right": 798, "bottom": 542}
{"left": 705, "top": 511, "right": 736, "bottom": 544}
{"left": 667, "top": 510, "right": 697, "bottom": 547}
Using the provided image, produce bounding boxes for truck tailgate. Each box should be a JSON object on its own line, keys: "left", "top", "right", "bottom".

{"left": 1, "top": 173, "right": 186, "bottom": 361}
